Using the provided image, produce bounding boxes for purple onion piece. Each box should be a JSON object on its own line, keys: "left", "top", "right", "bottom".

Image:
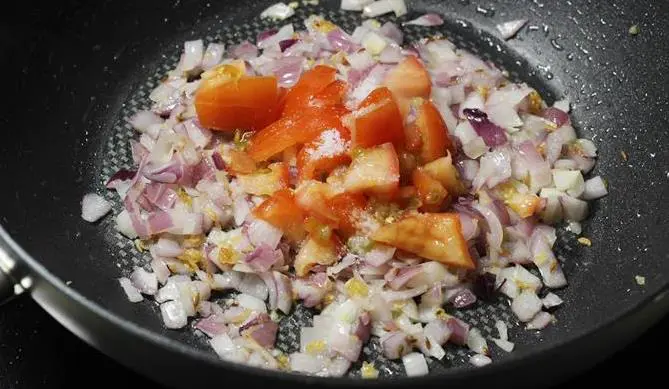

{"left": 451, "top": 288, "right": 477, "bottom": 308}
{"left": 541, "top": 107, "right": 569, "bottom": 127}
{"left": 462, "top": 108, "right": 507, "bottom": 147}
{"left": 473, "top": 273, "right": 497, "bottom": 301}
{"left": 279, "top": 39, "right": 298, "bottom": 52}
{"left": 257, "top": 28, "right": 278, "bottom": 42}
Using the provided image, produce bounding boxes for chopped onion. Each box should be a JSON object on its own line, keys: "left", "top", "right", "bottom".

{"left": 542, "top": 292, "right": 564, "bottom": 309}
{"left": 202, "top": 43, "right": 225, "bottom": 70}
{"left": 511, "top": 290, "right": 543, "bottom": 322}
{"left": 362, "top": 0, "right": 407, "bottom": 18}
{"left": 582, "top": 176, "right": 608, "bottom": 200}
{"left": 181, "top": 40, "right": 204, "bottom": 72}
{"left": 403, "top": 13, "right": 444, "bottom": 27}
{"left": 160, "top": 300, "right": 188, "bottom": 329}
{"left": 402, "top": 352, "right": 429, "bottom": 376}
{"left": 247, "top": 219, "right": 283, "bottom": 250}
{"left": 237, "top": 293, "right": 268, "bottom": 313}
{"left": 119, "top": 277, "right": 143, "bottom": 303}
{"left": 260, "top": 3, "right": 295, "bottom": 20}
{"left": 341, "top": 0, "right": 374, "bottom": 10}
{"left": 526, "top": 311, "right": 554, "bottom": 330}
{"left": 466, "top": 328, "right": 489, "bottom": 355}
{"left": 237, "top": 274, "right": 269, "bottom": 301}
{"left": 469, "top": 354, "right": 492, "bottom": 367}
{"left": 560, "top": 195, "right": 588, "bottom": 222}
{"left": 492, "top": 338, "right": 515, "bottom": 352}
{"left": 379, "top": 22, "right": 403, "bottom": 45}
{"left": 495, "top": 320, "right": 508, "bottom": 341}
{"left": 496, "top": 19, "right": 528, "bottom": 40}
{"left": 463, "top": 108, "right": 508, "bottom": 147}
{"left": 81, "top": 193, "right": 112, "bottom": 223}
{"left": 130, "top": 267, "right": 158, "bottom": 295}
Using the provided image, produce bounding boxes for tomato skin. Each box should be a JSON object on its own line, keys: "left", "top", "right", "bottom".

{"left": 252, "top": 189, "right": 306, "bottom": 242}
{"left": 282, "top": 65, "right": 339, "bottom": 117}
{"left": 247, "top": 107, "right": 346, "bottom": 162}
{"left": 195, "top": 75, "right": 280, "bottom": 131}
{"left": 414, "top": 101, "right": 455, "bottom": 164}
{"left": 327, "top": 192, "right": 368, "bottom": 238}
{"left": 348, "top": 87, "right": 405, "bottom": 149}
{"left": 371, "top": 213, "right": 474, "bottom": 269}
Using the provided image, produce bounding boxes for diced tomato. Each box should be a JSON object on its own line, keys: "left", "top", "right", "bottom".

{"left": 346, "top": 87, "right": 405, "bottom": 149}
{"left": 410, "top": 100, "right": 455, "bottom": 164}
{"left": 343, "top": 143, "right": 400, "bottom": 197}
{"left": 247, "top": 107, "right": 346, "bottom": 162}
{"left": 296, "top": 127, "right": 351, "bottom": 182}
{"left": 384, "top": 56, "right": 431, "bottom": 116}
{"left": 294, "top": 236, "right": 339, "bottom": 276}
{"left": 412, "top": 169, "right": 448, "bottom": 212}
{"left": 252, "top": 189, "right": 306, "bottom": 242}
{"left": 283, "top": 65, "right": 338, "bottom": 116}
{"left": 237, "top": 162, "right": 289, "bottom": 196}
{"left": 371, "top": 213, "right": 474, "bottom": 269}
{"left": 421, "top": 154, "right": 465, "bottom": 196}
{"left": 195, "top": 64, "right": 280, "bottom": 131}
{"left": 294, "top": 180, "right": 338, "bottom": 225}
{"left": 227, "top": 149, "right": 257, "bottom": 175}
{"left": 327, "top": 192, "right": 368, "bottom": 237}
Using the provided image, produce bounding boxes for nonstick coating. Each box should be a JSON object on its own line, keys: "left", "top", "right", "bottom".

{"left": 0, "top": 0, "right": 668, "bottom": 387}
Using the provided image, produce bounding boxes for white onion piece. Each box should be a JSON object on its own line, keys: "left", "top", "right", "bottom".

{"left": 553, "top": 99, "right": 571, "bottom": 112}
{"left": 154, "top": 238, "right": 183, "bottom": 258}
{"left": 542, "top": 292, "right": 564, "bottom": 308}
{"left": 511, "top": 290, "right": 543, "bottom": 322}
{"left": 496, "top": 19, "right": 528, "bottom": 40}
{"left": 233, "top": 196, "right": 251, "bottom": 226}
{"left": 492, "top": 338, "right": 515, "bottom": 352}
{"left": 469, "top": 354, "right": 492, "bottom": 367}
{"left": 202, "top": 43, "right": 225, "bottom": 70}
{"left": 402, "top": 352, "right": 429, "bottom": 376}
{"left": 403, "top": 13, "right": 444, "bottom": 26}
{"left": 81, "top": 193, "right": 112, "bottom": 223}
{"left": 260, "top": 3, "right": 295, "bottom": 20}
{"left": 130, "top": 267, "right": 158, "bottom": 295}
{"left": 362, "top": 0, "right": 407, "bottom": 18}
{"left": 363, "top": 244, "right": 395, "bottom": 267}
{"left": 466, "top": 328, "right": 489, "bottom": 355}
{"left": 247, "top": 219, "right": 283, "bottom": 250}
{"left": 181, "top": 40, "right": 204, "bottom": 72}
{"left": 382, "top": 285, "right": 428, "bottom": 302}
{"left": 290, "top": 353, "right": 326, "bottom": 374}
{"left": 237, "top": 293, "right": 268, "bottom": 313}
{"left": 129, "top": 110, "right": 164, "bottom": 133}
{"left": 582, "top": 176, "right": 608, "bottom": 200}
{"left": 237, "top": 274, "right": 269, "bottom": 301}
{"left": 341, "top": 0, "right": 374, "bottom": 11}
{"left": 552, "top": 169, "right": 585, "bottom": 197}
{"left": 151, "top": 258, "right": 171, "bottom": 285}
{"left": 560, "top": 195, "right": 588, "bottom": 222}
{"left": 495, "top": 320, "right": 508, "bottom": 341}
{"left": 119, "top": 277, "right": 143, "bottom": 303}
{"left": 526, "top": 311, "right": 554, "bottom": 330}
{"left": 160, "top": 300, "right": 188, "bottom": 329}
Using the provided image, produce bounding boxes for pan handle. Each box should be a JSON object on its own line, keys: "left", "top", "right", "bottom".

{"left": 0, "top": 240, "right": 30, "bottom": 306}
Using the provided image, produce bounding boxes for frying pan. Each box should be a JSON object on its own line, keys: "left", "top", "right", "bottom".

{"left": 1, "top": 0, "right": 668, "bottom": 387}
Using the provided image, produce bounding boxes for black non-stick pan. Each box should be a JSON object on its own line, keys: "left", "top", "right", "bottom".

{"left": 1, "top": 0, "right": 668, "bottom": 387}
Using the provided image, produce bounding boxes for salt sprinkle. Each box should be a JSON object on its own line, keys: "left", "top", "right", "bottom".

{"left": 308, "top": 129, "right": 349, "bottom": 159}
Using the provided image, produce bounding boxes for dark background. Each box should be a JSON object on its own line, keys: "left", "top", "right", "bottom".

{"left": 0, "top": 298, "right": 667, "bottom": 388}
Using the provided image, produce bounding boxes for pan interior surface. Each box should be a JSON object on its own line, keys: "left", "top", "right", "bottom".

{"left": 0, "top": 0, "right": 667, "bottom": 382}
